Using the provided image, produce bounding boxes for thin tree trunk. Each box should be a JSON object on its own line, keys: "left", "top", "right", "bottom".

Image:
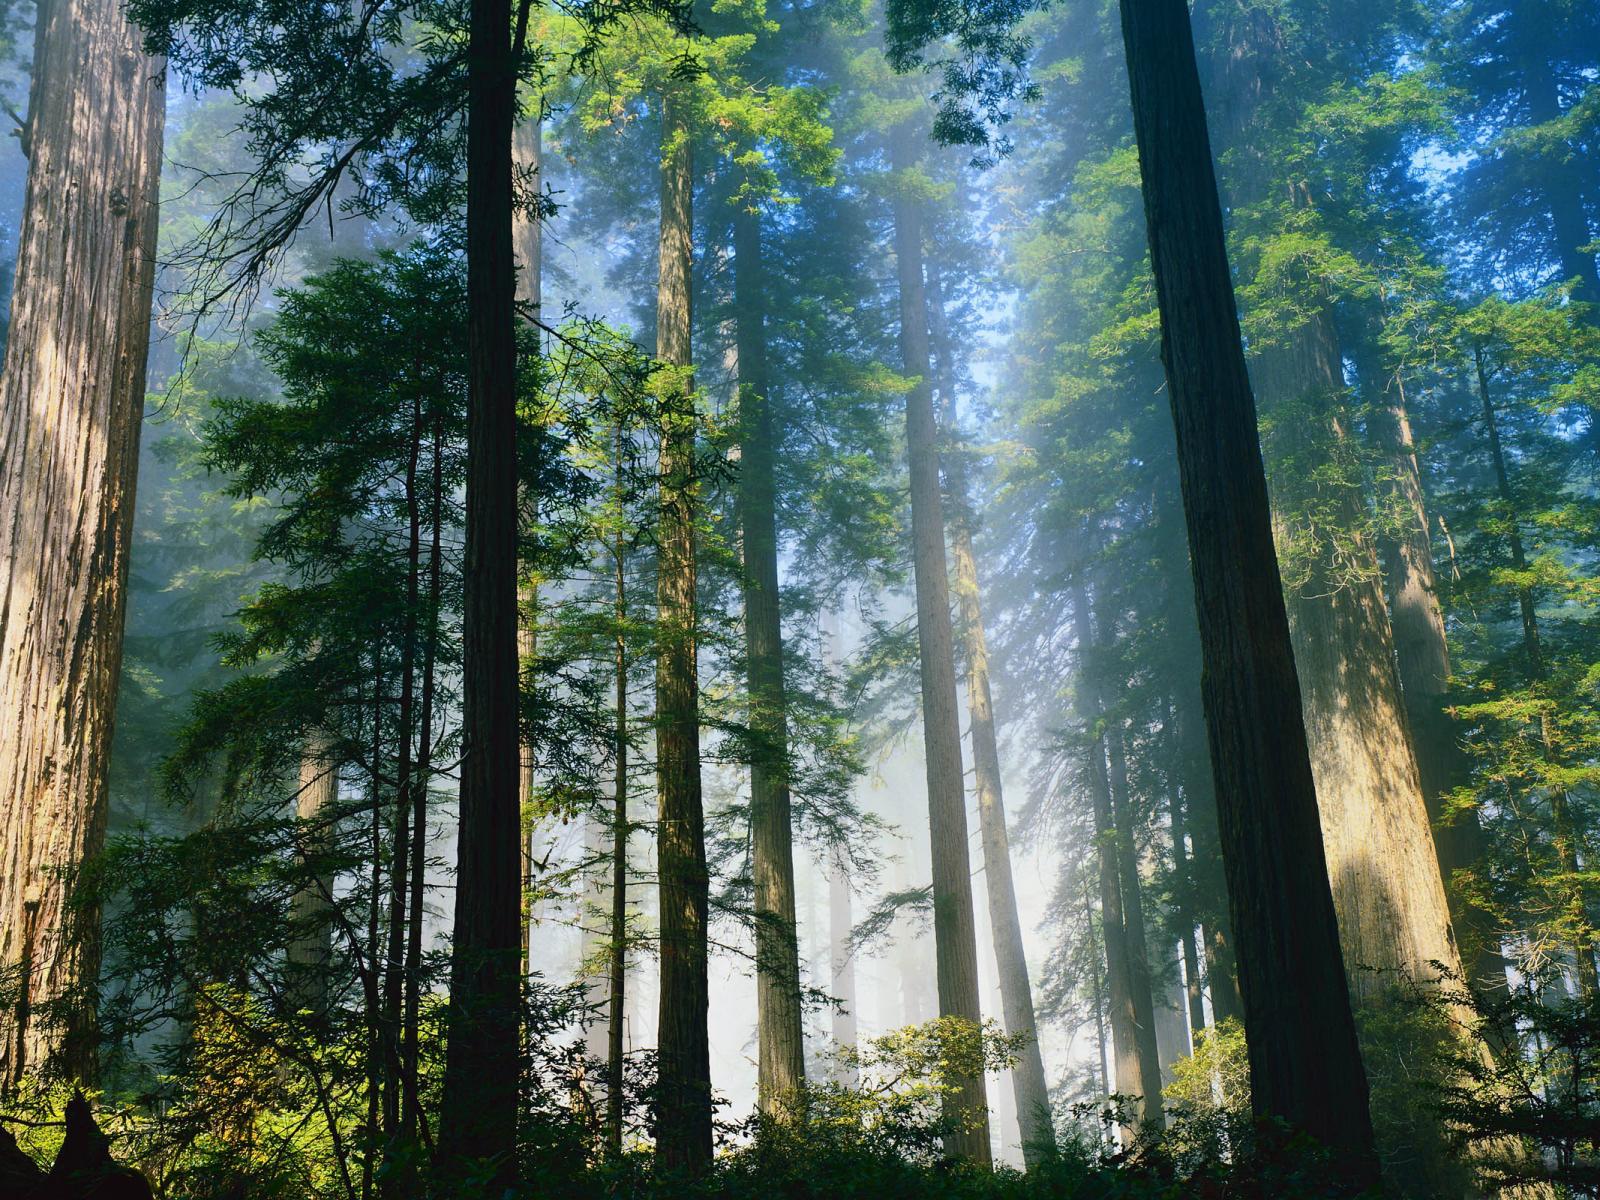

{"left": 827, "top": 851, "right": 858, "bottom": 1086}
{"left": 1072, "top": 586, "right": 1160, "bottom": 1136}
{"left": 1104, "top": 723, "right": 1164, "bottom": 1126}
{"left": 1168, "top": 790, "right": 1206, "bottom": 1043}
{"left": 437, "top": 0, "right": 522, "bottom": 1181}
{"left": 0, "top": 0, "right": 165, "bottom": 1086}
{"left": 734, "top": 203, "right": 806, "bottom": 1114}
{"left": 889, "top": 126, "right": 991, "bottom": 1165}
{"left": 382, "top": 393, "right": 424, "bottom": 1152}
{"left": 402, "top": 407, "right": 445, "bottom": 1145}
{"left": 1084, "top": 874, "right": 1109, "bottom": 1116}
{"left": 653, "top": 89, "right": 712, "bottom": 1174}
{"left": 515, "top": 110, "right": 543, "bottom": 979}
{"left": 287, "top": 737, "right": 339, "bottom": 1017}
{"left": 606, "top": 490, "right": 628, "bottom": 1154}
{"left": 364, "top": 672, "right": 385, "bottom": 1200}
{"left": 1114, "top": 0, "right": 1376, "bottom": 1169}
{"left": 1473, "top": 349, "right": 1598, "bottom": 999}
{"left": 925, "top": 265, "right": 1053, "bottom": 1161}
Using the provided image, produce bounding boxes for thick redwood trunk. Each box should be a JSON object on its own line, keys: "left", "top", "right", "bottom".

{"left": 652, "top": 92, "right": 712, "bottom": 1173}
{"left": 1367, "top": 365, "right": 1508, "bottom": 997}
{"left": 1251, "top": 315, "right": 1465, "bottom": 1006}
{"left": 1114, "top": 0, "right": 1376, "bottom": 1168}
{"left": 890, "top": 129, "right": 991, "bottom": 1165}
{"left": 437, "top": 0, "right": 522, "bottom": 1181}
{"left": 734, "top": 204, "right": 806, "bottom": 1113}
{"left": 0, "top": 0, "right": 165, "bottom": 1086}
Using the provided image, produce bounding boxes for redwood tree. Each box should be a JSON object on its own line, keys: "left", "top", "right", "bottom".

{"left": 1114, "top": 0, "right": 1376, "bottom": 1169}
{"left": 436, "top": 0, "right": 523, "bottom": 1183}
{"left": 0, "top": 0, "right": 165, "bottom": 1085}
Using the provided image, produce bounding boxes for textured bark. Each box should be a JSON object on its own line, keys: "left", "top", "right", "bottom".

{"left": 0, "top": 0, "right": 165, "bottom": 1086}
{"left": 1114, "top": 0, "right": 1376, "bottom": 1166}
{"left": 1201, "top": 3, "right": 1466, "bottom": 1012}
{"left": 652, "top": 92, "right": 712, "bottom": 1173}
{"left": 437, "top": 0, "right": 522, "bottom": 1180}
{"left": 734, "top": 204, "right": 806, "bottom": 1113}
{"left": 1252, "top": 315, "right": 1465, "bottom": 1005}
{"left": 1073, "top": 588, "right": 1162, "bottom": 1135}
{"left": 890, "top": 129, "right": 991, "bottom": 1165}
{"left": 286, "top": 737, "right": 339, "bottom": 1017}
{"left": 1368, "top": 366, "right": 1508, "bottom": 997}
{"left": 515, "top": 113, "right": 543, "bottom": 978}
{"left": 926, "top": 268, "right": 1052, "bottom": 1162}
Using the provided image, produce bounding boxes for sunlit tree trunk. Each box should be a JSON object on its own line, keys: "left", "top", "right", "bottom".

{"left": 925, "top": 266, "right": 1052, "bottom": 1162}
{"left": 0, "top": 0, "right": 165, "bottom": 1087}
{"left": 287, "top": 736, "right": 339, "bottom": 1017}
{"left": 889, "top": 127, "right": 990, "bottom": 1165}
{"left": 1252, "top": 314, "right": 1465, "bottom": 1006}
{"left": 1201, "top": 4, "right": 1466, "bottom": 1017}
{"left": 437, "top": 0, "right": 522, "bottom": 1181}
{"left": 1367, "top": 362, "right": 1509, "bottom": 999}
{"left": 1114, "top": 0, "right": 1376, "bottom": 1168}
{"left": 734, "top": 202, "right": 806, "bottom": 1114}
{"left": 653, "top": 90, "right": 712, "bottom": 1173}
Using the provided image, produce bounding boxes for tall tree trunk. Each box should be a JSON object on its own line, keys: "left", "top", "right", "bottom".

{"left": 1104, "top": 722, "right": 1164, "bottom": 1126}
{"left": 363, "top": 674, "right": 385, "bottom": 1200}
{"left": 1473, "top": 349, "right": 1598, "bottom": 999}
{"left": 287, "top": 737, "right": 339, "bottom": 1017}
{"left": 437, "top": 0, "right": 521, "bottom": 1181}
{"left": 382, "top": 396, "right": 424, "bottom": 1152}
{"left": 827, "top": 851, "right": 858, "bottom": 1086}
{"left": 925, "top": 266, "right": 1053, "bottom": 1162}
{"left": 1084, "top": 874, "right": 1109, "bottom": 1108}
{"left": 402, "top": 409, "right": 445, "bottom": 1145}
{"left": 652, "top": 90, "right": 712, "bottom": 1173}
{"left": 1201, "top": 2, "right": 1467, "bottom": 1013}
{"left": 734, "top": 203, "right": 806, "bottom": 1114}
{"left": 1114, "top": 0, "right": 1376, "bottom": 1169}
{"left": 1367, "top": 362, "right": 1509, "bottom": 998}
{"left": 0, "top": 0, "right": 165, "bottom": 1086}
{"left": 606, "top": 494, "right": 628, "bottom": 1154}
{"left": 1252, "top": 312, "right": 1465, "bottom": 1006}
{"left": 516, "top": 110, "right": 543, "bottom": 979}
{"left": 1072, "top": 586, "right": 1162, "bottom": 1135}
{"left": 1167, "top": 788, "right": 1206, "bottom": 1043}
{"left": 889, "top": 127, "right": 991, "bottom": 1165}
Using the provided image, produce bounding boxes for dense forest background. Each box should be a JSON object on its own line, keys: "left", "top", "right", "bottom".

{"left": 0, "top": 0, "right": 1596, "bottom": 1196}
